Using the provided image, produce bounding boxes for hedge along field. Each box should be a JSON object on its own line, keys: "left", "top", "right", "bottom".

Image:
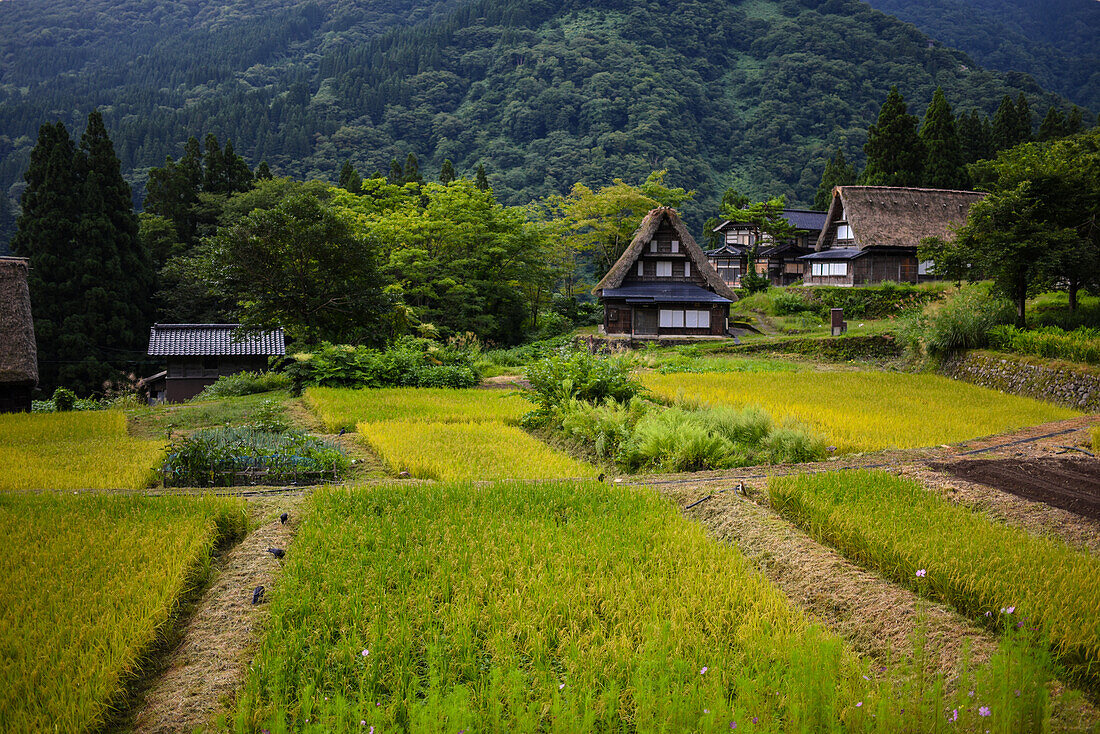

{"left": 769, "top": 470, "right": 1100, "bottom": 690}
{"left": 0, "top": 492, "right": 246, "bottom": 731}
{"left": 642, "top": 372, "right": 1078, "bottom": 453}
{"left": 304, "top": 387, "right": 528, "bottom": 432}
{"left": 0, "top": 411, "right": 164, "bottom": 489}
{"left": 357, "top": 420, "right": 596, "bottom": 481}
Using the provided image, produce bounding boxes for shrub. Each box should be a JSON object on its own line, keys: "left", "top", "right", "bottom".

{"left": 52, "top": 387, "right": 77, "bottom": 412}
{"left": 522, "top": 349, "right": 642, "bottom": 426}
{"left": 286, "top": 337, "right": 480, "bottom": 392}
{"left": 899, "top": 287, "right": 1014, "bottom": 358}
{"left": 771, "top": 289, "right": 812, "bottom": 315}
{"left": 195, "top": 371, "right": 291, "bottom": 400}
{"left": 740, "top": 269, "right": 771, "bottom": 294}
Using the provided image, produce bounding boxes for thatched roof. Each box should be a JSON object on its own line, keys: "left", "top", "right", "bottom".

{"left": 593, "top": 207, "right": 738, "bottom": 300}
{"left": 817, "top": 186, "right": 986, "bottom": 251}
{"left": 0, "top": 257, "right": 38, "bottom": 386}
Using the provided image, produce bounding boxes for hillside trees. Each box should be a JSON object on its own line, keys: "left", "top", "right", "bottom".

{"left": 919, "top": 88, "right": 970, "bottom": 190}
{"left": 814, "top": 150, "right": 858, "bottom": 209}
{"left": 860, "top": 87, "right": 926, "bottom": 187}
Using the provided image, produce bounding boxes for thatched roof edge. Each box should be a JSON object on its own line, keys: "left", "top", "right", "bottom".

{"left": 0, "top": 257, "right": 38, "bottom": 385}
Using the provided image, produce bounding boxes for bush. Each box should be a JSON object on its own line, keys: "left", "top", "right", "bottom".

{"left": 195, "top": 371, "right": 291, "bottom": 400}
{"left": 522, "top": 350, "right": 642, "bottom": 426}
{"left": 740, "top": 270, "right": 771, "bottom": 294}
{"left": 482, "top": 334, "right": 575, "bottom": 368}
{"left": 285, "top": 337, "right": 481, "bottom": 392}
{"left": 771, "top": 289, "right": 813, "bottom": 315}
{"left": 52, "top": 387, "right": 76, "bottom": 412}
{"left": 898, "top": 288, "right": 1014, "bottom": 358}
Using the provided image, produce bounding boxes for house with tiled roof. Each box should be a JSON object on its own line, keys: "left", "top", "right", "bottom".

{"left": 706, "top": 209, "right": 827, "bottom": 286}
{"left": 142, "top": 324, "right": 285, "bottom": 403}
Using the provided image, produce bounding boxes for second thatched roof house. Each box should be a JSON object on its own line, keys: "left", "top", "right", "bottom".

{"left": 593, "top": 207, "right": 736, "bottom": 337}
{"left": 800, "top": 186, "right": 986, "bottom": 286}
{"left": 0, "top": 256, "right": 38, "bottom": 413}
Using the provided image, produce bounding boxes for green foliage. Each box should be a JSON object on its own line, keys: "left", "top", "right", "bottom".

{"left": 194, "top": 371, "right": 291, "bottom": 400}
{"left": 338, "top": 160, "right": 362, "bottom": 194}
{"left": 739, "top": 270, "right": 771, "bottom": 294}
{"left": 898, "top": 287, "right": 1015, "bottom": 358}
{"left": 287, "top": 339, "right": 480, "bottom": 392}
{"left": 51, "top": 387, "right": 76, "bottom": 412}
{"left": 813, "top": 149, "right": 858, "bottom": 210}
{"left": 919, "top": 87, "right": 969, "bottom": 190}
{"left": 162, "top": 427, "right": 348, "bottom": 487}
{"left": 988, "top": 325, "right": 1100, "bottom": 365}
{"left": 860, "top": 86, "right": 925, "bottom": 187}
{"left": 521, "top": 350, "right": 642, "bottom": 427}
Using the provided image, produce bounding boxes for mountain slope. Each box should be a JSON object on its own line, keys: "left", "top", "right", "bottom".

{"left": 860, "top": 0, "right": 1100, "bottom": 111}
{"left": 0, "top": 0, "right": 1077, "bottom": 245}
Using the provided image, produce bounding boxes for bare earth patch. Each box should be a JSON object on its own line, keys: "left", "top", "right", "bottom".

{"left": 130, "top": 493, "right": 307, "bottom": 734}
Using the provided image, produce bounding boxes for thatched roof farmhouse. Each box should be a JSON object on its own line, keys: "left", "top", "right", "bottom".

{"left": 0, "top": 256, "right": 38, "bottom": 413}
{"left": 802, "top": 186, "right": 986, "bottom": 286}
{"left": 594, "top": 207, "right": 735, "bottom": 337}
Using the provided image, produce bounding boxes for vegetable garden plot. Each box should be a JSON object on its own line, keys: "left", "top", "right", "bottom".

{"left": 305, "top": 386, "right": 528, "bottom": 432}
{"left": 0, "top": 492, "right": 246, "bottom": 731}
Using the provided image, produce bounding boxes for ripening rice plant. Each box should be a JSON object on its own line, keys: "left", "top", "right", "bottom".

{"left": 769, "top": 470, "right": 1100, "bottom": 691}
{"left": 642, "top": 371, "right": 1078, "bottom": 452}
{"left": 0, "top": 410, "right": 164, "bottom": 489}
{"left": 357, "top": 420, "right": 596, "bottom": 480}
{"left": 305, "top": 386, "right": 528, "bottom": 432}
{"left": 0, "top": 492, "right": 246, "bottom": 731}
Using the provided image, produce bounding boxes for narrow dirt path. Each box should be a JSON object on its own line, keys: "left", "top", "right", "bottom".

{"left": 130, "top": 493, "right": 308, "bottom": 734}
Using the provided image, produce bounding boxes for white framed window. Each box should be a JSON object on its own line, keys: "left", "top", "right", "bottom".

{"left": 659, "top": 309, "right": 673, "bottom": 328}
{"left": 832, "top": 262, "right": 848, "bottom": 276}
{"left": 918, "top": 260, "right": 933, "bottom": 275}
{"left": 812, "top": 262, "right": 822, "bottom": 277}
{"left": 656, "top": 261, "right": 672, "bottom": 277}
{"left": 671, "top": 240, "right": 680, "bottom": 253}
{"left": 698, "top": 310, "right": 710, "bottom": 328}
{"left": 812, "top": 262, "right": 848, "bottom": 277}
{"left": 836, "top": 224, "right": 853, "bottom": 241}
{"left": 684, "top": 261, "right": 691, "bottom": 277}
{"left": 650, "top": 240, "right": 657, "bottom": 252}
{"left": 660, "top": 310, "right": 710, "bottom": 329}
{"left": 637, "top": 261, "right": 644, "bottom": 276}
{"left": 685, "top": 310, "right": 699, "bottom": 328}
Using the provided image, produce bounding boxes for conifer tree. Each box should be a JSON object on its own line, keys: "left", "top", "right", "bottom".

{"left": 404, "top": 153, "right": 423, "bottom": 185}
{"left": 338, "top": 160, "right": 362, "bottom": 193}
{"left": 221, "top": 140, "right": 253, "bottom": 193}
{"left": 146, "top": 136, "right": 204, "bottom": 245}
{"left": 439, "top": 158, "right": 456, "bottom": 184}
{"left": 919, "top": 88, "right": 969, "bottom": 190}
{"left": 202, "top": 133, "right": 225, "bottom": 193}
{"left": 388, "top": 158, "right": 403, "bottom": 185}
{"left": 1015, "top": 93, "right": 1033, "bottom": 144}
{"left": 814, "top": 149, "right": 857, "bottom": 209}
{"left": 957, "top": 110, "right": 992, "bottom": 163}
{"left": 1039, "top": 107, "right": 1068, "bottom": 141}
{"left": 991, "top": 95, "right": 1020, "bottom": 152}
{"left": 255, "top": 161, "right": 273, "bottom": 180}
{"left": 475, "top": 163, "right": 490, "bottom": 191}
{"left": 859, "top": 86, "right": 924, "bottom": 187}
{"left": 1067, "top": 107, "right": 1084, "bottom": 135}
{"left": 11, "top": 121, "right": 81, "bottom": 391}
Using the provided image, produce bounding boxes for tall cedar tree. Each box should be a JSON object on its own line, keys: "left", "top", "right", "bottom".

{"left": 1039, "top": 107, "right": 1068, "bottom": 141}
{"left": 404, "top": 153, "right": 423, "bottom": 185}
{"left": 1015, "top": 93, "right": 1033, "bottom": 144}
{"left": 814, "top": 149, "right": 857, "bottom": 209}
{"left": 992, "top": 95, "right": 1026, "bottom": 151}
{"left": 145, "top": 137, "right": 203, "bottom": 246}
{"left": 860, "top": 86, "right": 925, "bottom": 187}
{"left": 475, "top": 164, "right": 490, "bottom": 191}
{"left": 13, "top": 112, "right": 152, "bottom": 393}
{"left": 255, "top": 161, "right": 273, "bottom": 180}
{"left": 439, "top": 159, "right": 456, "bottom": 184}
{"left": 387, "top": 158, "right": 403, "bottom": 185}
{"left": 339, "top": 160, "right": 362, "bottom": 193}
{"left": 919, "top": 88, "right": 970, "bottom": 190}
{"left": 957, "top": 111, "right": 993, "bottom": 164}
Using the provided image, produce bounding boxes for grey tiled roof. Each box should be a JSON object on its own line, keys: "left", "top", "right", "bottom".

{"left": 147, "top": 324, "right": 286, "bottom": 356}
{"left": 601, "top": 283, "right": 733, "bottom": 304}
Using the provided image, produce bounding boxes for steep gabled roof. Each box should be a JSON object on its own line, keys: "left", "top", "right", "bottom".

{"left": 0, "top": 257, "right": 38, "bottom": 386}
{"left": 148, "top": 324, "right": 286, "bottom": 357}
{"left": 594, "top": 207, "right": 737, "bottom": 300}
{"left": 817, "top": 186, "right": 986, "bottom": 251}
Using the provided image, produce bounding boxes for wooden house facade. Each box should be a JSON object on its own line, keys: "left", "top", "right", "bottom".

{"left": 706, "top": 209, "right": 826, "bottom": 286}
{"left": 144, "top": 324, "right": 285, "bottom": 403}
{"left": 0, "top": 257, "right": 38, "bottom": 413}
{"left": 594, "top": 207, "right": 736, "bottom": 337}
{"left": 801, "top": 186, "right": 986, "bottom": 286}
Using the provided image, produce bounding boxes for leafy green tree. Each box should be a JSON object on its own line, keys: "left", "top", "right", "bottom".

{"left": 919, "top": 88, "right": 969, "bottom": 190}
{"left": 203, "top": 191, "right": 394, "bottom": 345}
{"left": 475, "top": 164, "right": 490, "bottom": 192}
{"left": 814, "top": 149, "right": 857, "bottom": 209}
{"left": 439, "top": 159, "right": 456, "bottom": 184}
{"left": 859, "top": 86, "right": 925, "bottom": 187}
{"left": 338, "top": 160, "right": 362, "bottom": 193}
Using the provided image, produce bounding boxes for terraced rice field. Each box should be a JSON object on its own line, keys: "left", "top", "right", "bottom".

{"left": 642, "top": 372, "right": 1078, "bottom": 452}
{"left": 0, "top": 411, "right": 164, "bottom": 489}
{"left": 0, "top": 492, "right": 246, "bottom": 730}
{"left": 304, "top": 387, "right": 528, "bottom": 431}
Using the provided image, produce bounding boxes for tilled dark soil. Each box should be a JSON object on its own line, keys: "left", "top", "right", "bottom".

{"left": 930, "top": 457, "right": 1100, "bottom": 520}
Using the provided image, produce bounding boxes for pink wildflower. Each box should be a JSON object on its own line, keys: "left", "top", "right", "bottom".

{"left": 700, "top": 666, "right": 708, "bottom": 675}
{"left": 979, "top": 706, "right": 991, "bottom": 717}
{"left": 916, "top": 569, "right": 926, "bottom": 577}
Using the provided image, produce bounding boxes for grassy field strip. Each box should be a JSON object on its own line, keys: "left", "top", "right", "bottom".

{"left": 643, "top": 372, "right": 1078, "bottom": 453}
{"left": 0, "top": 492, "right": 247, "bottom": 730}
{"left": 357, "top": 420, "right": 597, "bottom": 481}
{"left": 0, "top": 411, "right": 164, "bottom": 489}
{"left": 304, "top": 387, "right": 528, "bottom": 432}
{"left": 769, "top": 470, "right": 1100, "bottom": 690}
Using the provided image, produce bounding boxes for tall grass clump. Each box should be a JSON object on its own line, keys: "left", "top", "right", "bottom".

{"left": 643, "top": 371, "right": 1078, "bottom": 453}
{"left": 0, "top": 492, "right": 246, "bottom": 731}
{"left": 357, "top": 420, "right": 596, "bottom": 481}
{"left": 195, "top": 370, "right": 291, "bottom": 399}
{"left": 521, "top": 348, "right": 642, "bottom": 426}
{"left": 899, "top": 287, "right": 1014, "bottom": 358}
{"left": 0, "top": 411, "right": 163, "bottom": 490}
{"left": 769, "top": 470, "right": 1100, "bottom": 691}
{"left": 305, "top": 387, "right": 528, "bottom": 432}
{"left": 988, "top": 325, "right": 1100, "bottom": 365}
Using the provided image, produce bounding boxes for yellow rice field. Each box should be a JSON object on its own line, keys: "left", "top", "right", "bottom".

{"left": 642, "top": 371, "right": 1079, "bottom": 452}
{"left": 0, "top": 411, "right": 164, "bottom": 490}
{"left": 357, "top": 420, "right": 597, "bottom": 481}
{"left": 0, "top": 492, "right": 246, "bottom": 731}
{"left": 305, "top": 386, "right": 528, "bottom": 431}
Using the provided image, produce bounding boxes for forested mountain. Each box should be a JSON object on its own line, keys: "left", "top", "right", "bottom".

{"left": 0, "top": 0, "right": 1082, "bottom": 249}
{"left": 862, "top": 0, "right": 1100, "bottom": 112}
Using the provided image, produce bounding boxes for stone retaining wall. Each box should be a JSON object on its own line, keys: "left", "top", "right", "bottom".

{"left": 940, "top": 350, "right": 1100, "bottom": 411}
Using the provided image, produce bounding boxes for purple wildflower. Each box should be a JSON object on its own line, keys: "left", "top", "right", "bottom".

{"left": 979, "top": 706, "right": 991, "bottom": 717}
{"left": 559, "top": 683, "right": 565, "bottom": 690}
{"left": 361, "top": 648, "right": 369, "bottom": 657}
{"left": 752, "top": 717, "right": 758, "bottom": 724}
{"left": 360, "top": 722, "right": 366, "bottom": 727}
{"left": 730, "top": 721, "right": 736, "bottom": 729}
{"left": 916, "top": 569, "right": 926, "bottom": 577}
{"left": 862, "top": 675, "right": 869, "bottom": 680}
{"left": 950, "top": 709, "right": 958, "bottom": 722}
{"left": 856, "top": 702, "right": 863, "bottom": 708}
{"left": 1015, "top": 690, "right": 1021, "bottom": 697}
{"left": 701, "top": 666, "right": 708, "bottom": 675}
{"left": 704, "top": 709, "right": 710, "bottom": 715}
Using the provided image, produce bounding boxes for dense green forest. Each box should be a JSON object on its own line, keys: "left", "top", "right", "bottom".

{"left": 0, "top": 0, "right": 1086, "bottom": 251}
{"left": 862, "top": 0, "right": 1100, "bottom": 112}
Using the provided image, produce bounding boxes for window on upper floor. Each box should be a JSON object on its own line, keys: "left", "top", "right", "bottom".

{"left": 656, "top": 261, "right": 672, "bottom": 277}
{"left": 836, "top": 224, "right": 853, "bottom": 241}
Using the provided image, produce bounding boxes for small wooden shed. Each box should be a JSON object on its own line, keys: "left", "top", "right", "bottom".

{"left": 594, "top": 207, "right": 736, "bottom": 337}
{"left": 0, "top": 257, "right": 38, "bottom": 413}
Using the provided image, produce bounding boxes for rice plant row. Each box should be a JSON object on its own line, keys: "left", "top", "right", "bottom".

{"left": 0, "top": 492, "right": 247, "bottom": 730}
{"left": 357, "top": 420, "right": 596, "bottom": 481}
{"left": 235, "top": 481, "right": 1060, "bottom": 733}
{"left": 0, "top": 411, "right": 164, "bottom": 490}
{"left": 769, "top": 470, "right": 1100, "bottom": 690}
{"left": 642, "top": 372, "right": 1078, "bottom": 453}
{"left": 304, "top": 387, "right": 528, "bottom": 432}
